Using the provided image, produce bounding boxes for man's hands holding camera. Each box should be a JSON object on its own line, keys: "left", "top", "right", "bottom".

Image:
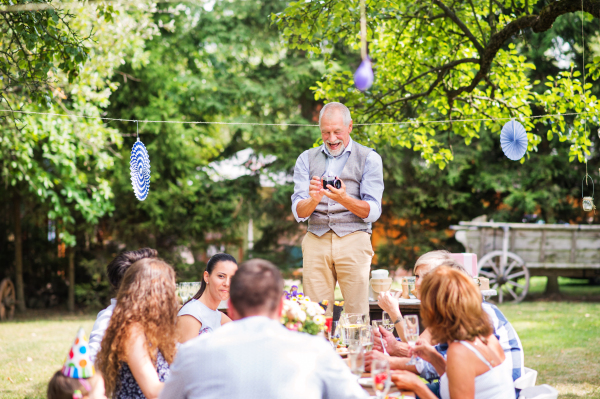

{"left": 309, "top": 175, "right": 348, "bottom": 204}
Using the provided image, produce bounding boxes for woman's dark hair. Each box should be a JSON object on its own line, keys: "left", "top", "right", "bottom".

{"left": 187, "top": 253, "right": 237, "bottom": 303}
{"left": 107, "top": 248, "right": 159, "bottom": 290}
{"left": 47, "top": 370, "right": 90, "bottom": 399}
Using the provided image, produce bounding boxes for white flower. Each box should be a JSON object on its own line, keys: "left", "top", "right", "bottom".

{"left": 313, "top": 315, "right": 325, "bottom": 325}
{"left": 297, "top": 310, "right": 307, "bottom": 322}
{"left": 306, "top": 306, "right": 316, "bottom": 317}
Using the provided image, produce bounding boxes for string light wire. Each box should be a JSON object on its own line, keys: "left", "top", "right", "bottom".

{"left": 0, "top": 108, "right": 593, "bottom": 129}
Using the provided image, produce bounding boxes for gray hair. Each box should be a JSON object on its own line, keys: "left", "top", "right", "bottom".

{"left": 414, "top": 250, "right": 469, "bottom": 276}
{"left": 319, "top": 102, "right": 352, "bottom": 128}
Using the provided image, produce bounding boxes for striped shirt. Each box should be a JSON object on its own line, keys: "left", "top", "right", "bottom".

{"left": 417, "top": 302, "right": 524, "bottom": 382}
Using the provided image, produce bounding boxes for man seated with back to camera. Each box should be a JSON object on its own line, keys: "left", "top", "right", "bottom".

{"left": 366, "top": 251, "right": 524, "bottom": 397}
{"left": 160, "top": 258, "right": 369, "bottom": 399}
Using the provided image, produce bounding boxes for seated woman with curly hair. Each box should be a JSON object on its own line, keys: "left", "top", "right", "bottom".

{"left": 96, "top": 258, "right": 178, "bottom": 399}
{"left": 391, "top": 266, "right": 515, "bottom": 399}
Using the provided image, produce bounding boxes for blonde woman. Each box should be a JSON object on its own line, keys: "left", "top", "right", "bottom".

{"left": 97, "top": 258, "right": 178, "bottom": 399}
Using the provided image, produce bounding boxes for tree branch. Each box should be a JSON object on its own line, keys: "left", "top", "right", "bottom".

{"left": 432, "top": 0, "right": 485, "bottom": 54}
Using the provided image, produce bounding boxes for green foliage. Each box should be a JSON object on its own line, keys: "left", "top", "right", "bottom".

{"left": 105, "top": 1, "right": 322, "bottom": 264}
{"left": 274, "top": 0, "right": 599, "bottom": 168}
{"left": 0, "top": 1, "right": 116, "bottom": 108}
{"left": 0, "top": 5, "right": 155, "bottom": 246}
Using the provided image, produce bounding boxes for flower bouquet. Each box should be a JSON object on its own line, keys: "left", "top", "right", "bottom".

{"left": 281, "top": 289, "right": 326, "bottom": 336}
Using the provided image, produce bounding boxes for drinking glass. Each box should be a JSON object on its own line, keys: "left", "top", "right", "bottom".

{"left": 381, "top": 311, "right": 395, "bottom": 332}
{"left": 404, "top": 315, "right": 420, "bottom": 365}
{"left": 328, "top": 321, "right": 341, "bottom": 349}
{"left": 342, "top": 313, "right": 368, "bottom": 347}
{"left": 348, "top": 343, "right": 365, "bottom": 377}
{"left": 371, "top": 357, "right": 391, "bottom": 398}
{"left": 360, "top": 326, "right": 374, "bottom": 352}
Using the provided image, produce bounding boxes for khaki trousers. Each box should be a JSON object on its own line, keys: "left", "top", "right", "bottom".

{"left": 301, "top": 231, "right": 374, "bottom": 316}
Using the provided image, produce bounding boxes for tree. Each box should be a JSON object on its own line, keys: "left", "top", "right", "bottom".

{"left": 0, "top": 4, "right": 155, "bottom": 311}
{"left": 275, "top": 0, "right": 600, "bottom": 168}
{"left": 105, "top": 0, "right": 323, "bottom": 272}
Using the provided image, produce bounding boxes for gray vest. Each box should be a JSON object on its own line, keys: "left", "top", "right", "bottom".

{"left": 307, "top": 142, "right": 373, "bottom": 237}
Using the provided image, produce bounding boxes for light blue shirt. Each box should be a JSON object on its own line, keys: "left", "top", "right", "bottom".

{"left": 291, "top": 138, "right": 384, "bottom": 223}
{"left": 159, "top": 316, "right": 369, "bottom": 399}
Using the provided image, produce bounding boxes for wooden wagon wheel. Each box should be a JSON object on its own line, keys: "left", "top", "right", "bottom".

{"left": 478, "top": 250, "right": 530, "bottom": 304}
{"left": 0, "top": 278, "right": 16, "bottom": 321}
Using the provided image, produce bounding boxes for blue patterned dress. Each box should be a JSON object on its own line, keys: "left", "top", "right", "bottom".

{"left": 115, "top": 350, "right": 170, "bottom": 399}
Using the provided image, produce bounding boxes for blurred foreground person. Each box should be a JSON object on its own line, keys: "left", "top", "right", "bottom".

{"left": 391, "top": 267, "right": 515, "bottom": 399}
{"left": 97, "top": 259, "right": 178, "bottom": 399}
{"left": 176, "top": 253, "right": 238, "bottom": 343}
{"left": 47, "top": 328, "right": 106, "bottom": 399}
{"left": 88, "top": 248, "right": 159, "bottom": 361}
{"left": 160, "top": 258, "right": 369, "bottom": 399}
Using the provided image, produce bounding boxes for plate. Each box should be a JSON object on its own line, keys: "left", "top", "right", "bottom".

{"left": 358, "top": 377, "right": 373, "bottom": 387}
{"left": 397, "top": 298, "right": 420, "bottom": 304}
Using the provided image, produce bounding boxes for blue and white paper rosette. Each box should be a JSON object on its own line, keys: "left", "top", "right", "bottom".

{"left": 130, "top": 140, "right": 151, "bottom": 201}
{"left": 500, "top": 120, "right": 528, "bottom": 161}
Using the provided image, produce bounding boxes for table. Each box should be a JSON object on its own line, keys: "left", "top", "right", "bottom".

{"left": 359, "top": 372, "right": 416, "bottom": 398}
{"left": 369, "top": 301, "right": 423, "bottom": 334}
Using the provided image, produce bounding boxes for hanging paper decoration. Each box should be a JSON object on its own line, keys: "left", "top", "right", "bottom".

{"left": 354, "top": 0, "right": 373, "bottom": 91}
{"left": 130, "top": 139, "right": 151, "bottom": 201}
{"left": 500, "top": 120, "right": 528, "bottom": 161}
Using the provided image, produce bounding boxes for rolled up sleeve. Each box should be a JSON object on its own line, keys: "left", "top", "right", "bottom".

{"left": 291, "top": 151, "right": 311, "bottom": 222}
{"left": 360, "top": 151, "right": 384, "bottom": 223}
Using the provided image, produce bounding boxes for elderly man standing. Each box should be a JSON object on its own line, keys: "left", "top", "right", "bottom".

{"left": 292, "top": 102, "right": 384, "bottom": 315}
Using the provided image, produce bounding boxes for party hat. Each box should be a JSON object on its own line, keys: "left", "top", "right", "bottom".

{"left": 61, "top": 328, "right": 95, "bottom": 379}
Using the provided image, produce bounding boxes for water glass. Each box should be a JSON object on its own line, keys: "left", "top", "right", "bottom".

{"left": 360, "top": 326, "right": 374, "bottom": 352}
{"left": 404, "top": 315, "right": 420, "bottom": 365}
{"left": 371, "top": 357, "right": 391, "bottom": 398}
{"left": 348, "top": 343, "right": 365, "bottom": 377}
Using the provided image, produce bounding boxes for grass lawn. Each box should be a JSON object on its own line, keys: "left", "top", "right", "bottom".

{"left": 1, "top": 296, "right": 599, "bottom": 398}
{"left": 0, "top": 311, "right": 95, "bottom": 399}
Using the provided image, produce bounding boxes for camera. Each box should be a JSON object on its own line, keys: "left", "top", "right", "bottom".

{"left": 322, "top": 177, "right": 341, "bottom": 190}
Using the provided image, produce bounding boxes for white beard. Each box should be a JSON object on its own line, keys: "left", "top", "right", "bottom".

{"left": 326, "top": 140, "right": 345, "bottom": 157}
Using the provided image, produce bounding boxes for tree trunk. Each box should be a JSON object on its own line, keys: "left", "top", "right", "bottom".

{"left": 545, "top": 275, "right": 560, "bottom": 295}
{"left": 68, "top": 249, "right": 75, "bottom": 312}
{"left": 13, "top": 195, "right": 26, "bottom": 313}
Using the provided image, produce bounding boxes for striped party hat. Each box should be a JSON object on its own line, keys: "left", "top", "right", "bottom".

{"left": 61, "top": 328, "right": 95, "bottom": 379}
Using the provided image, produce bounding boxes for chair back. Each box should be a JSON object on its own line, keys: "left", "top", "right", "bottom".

{"left": 514, "top": 367, "right": 538, "bottom": 389}
{"left": 448, "top": 253, "right": 478, "bottom": 277}
{"left": 518, "top": 384, "right": 558, "bottom": 399}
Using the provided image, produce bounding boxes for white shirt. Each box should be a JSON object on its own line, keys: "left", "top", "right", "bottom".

{"left": 291, "top": 139, "right": 384, "bottom": 223}
{"left": 159, "top": 316, "right": 369, "bottom": 399}
{"left": 88, "top": 298, "right": 116, "bottom": 363}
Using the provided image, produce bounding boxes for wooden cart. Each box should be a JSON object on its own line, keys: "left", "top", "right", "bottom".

{"left": 450, "top": 222, "right": 600, "bottom": 303}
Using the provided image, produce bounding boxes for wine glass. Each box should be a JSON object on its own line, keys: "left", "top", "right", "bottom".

{"left": 360, "top": 326, "right": 374, "bottom": 352}
{"left": 404, "top": 315, "right": 420, "bottom": 365}
{"left": 381, "top": 311, "right": 395, "bottom": 332}
{"left": 371, "top": 357, "right": 391, "bottom": 398}
{"left": 348, "top": 343, "right": 365, "bottom": 377}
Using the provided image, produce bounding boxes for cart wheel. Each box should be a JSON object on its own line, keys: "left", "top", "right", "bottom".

{"left": 478, "top": 251, "right": 530, "bottom": 304}
{"left": 0, "top": 278, "right": 16, "bottom": 321}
